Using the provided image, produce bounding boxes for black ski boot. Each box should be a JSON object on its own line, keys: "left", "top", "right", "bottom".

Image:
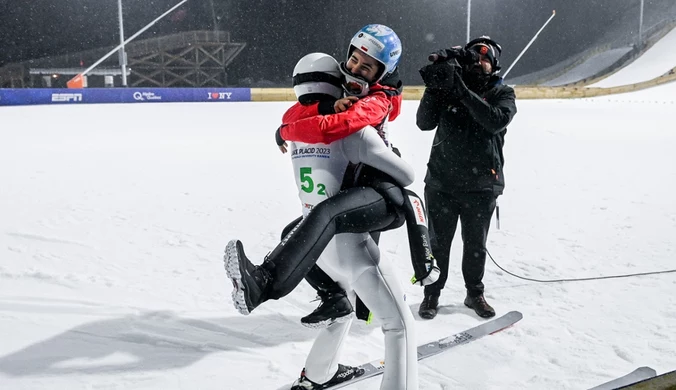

{"left": 300, "top": 290, "right": 354, "bottom": 329}
{"left": 290, "top": 364, "right": 365, "bottom": 390}
{"left": 418, "top": 294, "right": 439, "bottom": 319}
{"left": 464, "top": 293, "right": 495, "bottom": 318}
{"left": 223, "top": 240, "right": 272, "bottom": 315}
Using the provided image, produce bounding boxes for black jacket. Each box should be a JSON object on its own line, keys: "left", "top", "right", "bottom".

{"left": 416, "top": 76, "right": 517, "bottom": 195}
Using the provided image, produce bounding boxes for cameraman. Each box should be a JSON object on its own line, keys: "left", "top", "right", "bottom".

{"left": 416, "top": 36, "right": 517, "bottom": 319}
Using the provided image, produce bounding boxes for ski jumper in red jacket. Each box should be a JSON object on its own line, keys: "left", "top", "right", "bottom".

{"left": 280, "top": 83, "right": 402, "bottom": 145}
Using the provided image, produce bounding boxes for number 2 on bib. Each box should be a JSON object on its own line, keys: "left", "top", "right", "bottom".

{"left": 300, "top": 167, "right": 326, "bottom": 195}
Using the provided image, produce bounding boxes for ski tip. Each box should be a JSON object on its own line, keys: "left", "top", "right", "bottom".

{"left": 499, "top": 310, "right": 523, "bottom": 322}
{"left": 487, "top": 311, "right": 523, "bottom": 335}
{"left": 635, "top": 366, "right": 657, "bottom": 376}
{"left": 505, "top": 311, "right": 524, "bottom": 321}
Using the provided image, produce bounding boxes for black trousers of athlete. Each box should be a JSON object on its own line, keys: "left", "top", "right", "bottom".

{"left": 262, "top": 178, "right": 434, "bottom": 302}
{"left": 423, "top": 186, "right": 497, "bottom": 298}
{"left": 265, "top": 184, "right": 400, "bottom": 300}
{"left": 280, "top": 217, "right": 381, "bottom": 294}
{"left": 280, "top": 190, "right": 428, "bottom": 321}
{"left": 281, "top": 216, "right": 378, "bottom": 321}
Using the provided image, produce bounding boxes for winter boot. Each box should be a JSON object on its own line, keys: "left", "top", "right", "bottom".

{"left": 418, "top": 294, "right": 439, "bottom": 320}
{"left": 300, "top": 290, "right": 354, "bottom": 329}
{"left": 464, "top": 293, "right": 495, "bottom": 318}
{"left": 223, "top": 240, "right": 272, "bottom": 315}
{"left": 290, "top": 364, "right": 365, "bottom": 390}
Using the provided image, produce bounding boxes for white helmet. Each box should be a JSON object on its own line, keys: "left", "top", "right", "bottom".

{"left": 292, "top": 53, "right": 343, "bottom": 104}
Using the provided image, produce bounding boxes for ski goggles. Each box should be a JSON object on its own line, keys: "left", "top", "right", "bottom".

{"left": 339, "top": 62, "right": 370, "bottom": 97}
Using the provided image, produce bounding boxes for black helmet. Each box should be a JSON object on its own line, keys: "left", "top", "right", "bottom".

{"left": 465, "top": 36, "right": 502, "bottom": 74}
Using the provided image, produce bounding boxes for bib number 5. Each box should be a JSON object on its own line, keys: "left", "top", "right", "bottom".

{"left": 300, "top": 167, "right": 326, "bottom": 195}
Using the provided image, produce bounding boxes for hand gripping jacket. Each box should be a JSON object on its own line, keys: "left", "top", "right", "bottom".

{"left": 281, "top": 85, "right": 400, "bottom": 145}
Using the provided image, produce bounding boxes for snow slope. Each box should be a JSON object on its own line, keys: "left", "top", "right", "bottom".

{"left": 590, "top": 27, "right": 676, "bottom": 88}
{"left": 541, "top": 47, "right": 633, "bottom": 86}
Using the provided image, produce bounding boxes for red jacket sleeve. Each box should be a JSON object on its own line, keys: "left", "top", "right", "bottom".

{"left": 388, "top": 94, "right": 402, "bottom": 121}
{"left": 282, "top": 102, "right": 320, "bottom": 124}
{"left": 280, "top": 92, "right": 391, "bottom": 144}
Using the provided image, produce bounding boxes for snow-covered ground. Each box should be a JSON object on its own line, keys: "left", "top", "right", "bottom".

{"left": 1, "top": 82, "right": 676, "bottom": 389}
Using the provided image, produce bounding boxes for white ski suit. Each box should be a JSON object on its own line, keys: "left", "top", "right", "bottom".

{"left": 289, "top": 125, "right": 419, "bottom": 390}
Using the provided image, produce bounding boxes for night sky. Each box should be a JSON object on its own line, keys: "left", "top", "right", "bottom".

{"left": 0, "top": 0, "right": 674, "bottom": 86}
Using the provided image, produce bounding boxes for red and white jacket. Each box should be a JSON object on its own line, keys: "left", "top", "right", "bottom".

{"left": 280, "top": 84, "right": 402, "bottom": 145}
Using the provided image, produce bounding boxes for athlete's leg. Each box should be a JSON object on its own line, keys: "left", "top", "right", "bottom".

{"left": 321, "top": 234, "right": 418, "bottom": 390}
{"left": 225, "top": 186, "right": 396, "bottom": 314}
{"left": 302, "top": 317, "right": 354, "bottom": 383}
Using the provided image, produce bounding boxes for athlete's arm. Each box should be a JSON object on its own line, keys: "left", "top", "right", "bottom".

{"left": 281, "top": 92, "right": 391, "bottom": 145}
{"left": 342, "top": 126, "right": 415, "bottom": 187}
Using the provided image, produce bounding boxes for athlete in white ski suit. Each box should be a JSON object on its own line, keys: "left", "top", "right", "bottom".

{"left": 289, "top": 53, "right": 418, "bottom": 390}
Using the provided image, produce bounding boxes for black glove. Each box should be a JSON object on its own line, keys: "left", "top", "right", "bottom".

{"left": 428, "top": 48, "right": 478, "bottom": 66}
{"left": 317, "top": 99, "right": 337, "bottom": 115}
{"left": 275, "top": 125, "right": 286, "bottom": 146}
{"left": 448, "top": 69, "right": 470, "bottom": 100}
{"left": 419, "top": 61, "right": 460, "bottom": 90}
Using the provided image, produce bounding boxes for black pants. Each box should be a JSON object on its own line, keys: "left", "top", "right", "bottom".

{"left": 266, "top": 185, "right": 402, "bottom": 300}
{"left": 423, "top": 186, "right": 497, "bottom": 298}
{"left": 283, "top": 216, "right": 379, "bottom": 321}
{"left": 279, "top": 217, "right": 384, "bottom": 297}
{"left": 265, "top": 180, "right": 433, "bottom": 302}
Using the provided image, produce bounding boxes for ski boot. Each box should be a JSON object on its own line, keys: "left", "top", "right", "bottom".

{"left": 223, "top": 240, "right": 272, "bottom": 315}
{"left": 290, "top": 364, "right": 365, "bottom": 389}
{"left": 300, "top": 290, "right": 354, "bottom": 329}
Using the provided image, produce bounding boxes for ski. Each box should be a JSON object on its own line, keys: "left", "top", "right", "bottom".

{"left": 588, "top": 366, "right": 657, "bottom": 390}
{"left": 322, "top": 310, "right": 523, "bottom": 389}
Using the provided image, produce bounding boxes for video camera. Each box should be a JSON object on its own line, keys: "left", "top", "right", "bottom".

{"left": 427, "top": 48, "right": 479, "bottom": 67}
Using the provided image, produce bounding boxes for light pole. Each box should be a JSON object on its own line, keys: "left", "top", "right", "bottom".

{"left": 466, "top": 0, "right": 472, "bottom": 42}
{"left": 118, "top": 0, "right": 128, "bottom": 87}
{"left": 502, "top": 10, "right": 557, "bottom": 79}
{"left": 68, "top": 0, "right": 190, "bottom": 88}
{"left": 638, "top": 0, "right": 645, "bottom": 47}
{"left": 209, "top": 0, "right": 218, "bottom": 32}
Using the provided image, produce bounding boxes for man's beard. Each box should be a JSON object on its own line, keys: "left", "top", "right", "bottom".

{"left": 463, "top": 65, "right": 491, "bottom": 91}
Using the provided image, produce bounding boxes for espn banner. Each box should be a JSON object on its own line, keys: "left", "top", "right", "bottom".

{"left": 0, "top": 88, "right": 251, "bottom": 106}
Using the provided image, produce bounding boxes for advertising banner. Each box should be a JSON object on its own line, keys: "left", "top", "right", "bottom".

{"left": 0, "top": 88, "right": 251, "bottom": 106}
